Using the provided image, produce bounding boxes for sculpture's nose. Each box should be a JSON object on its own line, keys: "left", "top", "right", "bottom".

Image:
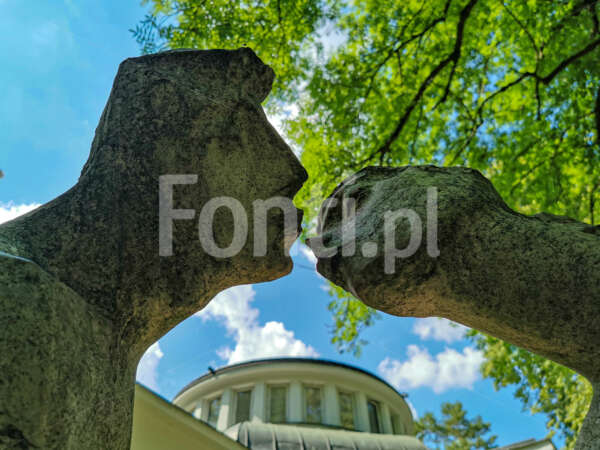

{"left": 286, "top": 153, "right": 308, "bottom": 197}
{"left": 262, "top": 109, "right": 308, "bottom": 199}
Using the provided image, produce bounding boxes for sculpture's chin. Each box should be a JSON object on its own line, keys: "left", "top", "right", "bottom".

{"left": 284, "top": 215, "right": 303, "bottom": 254}
{"left": 264, "top": 208, "right": 303, "bottom": 277}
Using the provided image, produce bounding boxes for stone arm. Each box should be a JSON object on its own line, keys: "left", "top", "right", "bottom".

{"left": 308, "top": 165, "right": 600, "bottom": 449}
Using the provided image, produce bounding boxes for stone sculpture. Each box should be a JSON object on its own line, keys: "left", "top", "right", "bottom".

{"left": 0, "top": 48, "right": 306, "bottom": 449}
{"left": 308, "top": 165, "right": 599, "bottom": 449}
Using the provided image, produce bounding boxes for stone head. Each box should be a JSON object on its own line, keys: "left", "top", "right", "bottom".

{"left": 308, "top": 165, "right": 511, "bottom": 315}
{"left": 1, "top": 48, "right": 307, "bottom": 349}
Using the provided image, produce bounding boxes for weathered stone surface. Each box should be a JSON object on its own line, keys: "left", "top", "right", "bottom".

{"left": 308, "top": 165, "right": 600, "bottom": 449}
{"left": 0, "top": 48, "right": 306, "bottom": 449}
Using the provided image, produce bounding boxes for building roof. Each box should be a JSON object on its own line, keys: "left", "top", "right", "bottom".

{"left": 226, "top": 422, "right": 428, "bottom": 450}
{"left": 174, "top": 357, "right": 407, "bottom": 401}
{"left": 132, "top": 384, "right": 246, "bottom": 450}
{"left": 496, "top": 438, "right": 556, "bottom": 450}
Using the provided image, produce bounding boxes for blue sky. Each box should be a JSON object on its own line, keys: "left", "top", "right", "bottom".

{"left": 0, "top": 0, "right": 557, "bottom": 447}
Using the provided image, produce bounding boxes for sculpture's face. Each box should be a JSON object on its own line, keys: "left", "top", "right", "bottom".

{"left": 184, "top": 97, "right": 307, "bottom": 277}
{"left": 307, "top": 168, "right": 401, "bottom": 294}
{"left": 307, "top": 166, "right": 441, "bottom": 314}
{"left": 82, "top": 49, "right": 307, "bottom": 310}
{"left": 148, "top": 50, "right": 307, "bottom": 291}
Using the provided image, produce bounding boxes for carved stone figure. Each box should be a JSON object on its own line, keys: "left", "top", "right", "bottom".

{"left": 308, "top": 165, "right": 599, "bottom": 449}
{"left": 0, "top": 48, "right": 306, "bottom": 449}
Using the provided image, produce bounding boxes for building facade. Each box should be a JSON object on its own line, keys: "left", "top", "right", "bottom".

{"left": 172, "top": 358, "right": 426, "bottom": 449}
{"left": 131, "top": 357, "right": 556, "bottom": 449}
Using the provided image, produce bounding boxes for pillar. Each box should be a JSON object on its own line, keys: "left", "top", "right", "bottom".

{"left": 216, "top": 388, "right": 233, "bottom": 431}
{"left": 324, "top": 384, "right": 340, "bottom": 426}
{"left": 192, "top": 400, "right": 204, "bottom": 420}
{"left": 251, "top": 382, "right": 266, "bottom": 422}
{"left": 289, "top": 381, "right": 303, "bottom": 422}
{"left": 355, "top": 392, "right": 369, "bottom": 432}
{"left": 381, "top": 403, "right": 393, "bottom": 434}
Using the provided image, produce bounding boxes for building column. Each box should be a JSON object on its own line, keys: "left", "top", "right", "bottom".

{"left": 192, "top": 400, "right": 204, "bottom": 420}
{"left": 381, "top": 403, "right": 393, "bottom": 434}
{"left": 251, "top": 382, "right": 266, "bottom": 422}
{"left": 323, "top": 384, "right": 340, "bottom": 426}
{"left": 355, "top": 392, "right": 370, "bottom": 432}
{"left": 289, "top": 381, "right": 303, "bottom": 422}
{"left": 217, "top": 388, "right": 233, "bottom": 431}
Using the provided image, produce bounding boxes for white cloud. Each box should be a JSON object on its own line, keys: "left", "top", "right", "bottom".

{"left": 136, "top": 342, "right": 164, "bottom": 391}
{"left": 0, "top": 202, "right": 41, "bottom": 224}
{"left": 406, "top": 399, "right": 419, "bottom": 419}
{"left": 378, "top": 345, "right": 484, "bottom": 394}
{"left": 266, "top": 104, "right": 301, "bottom": 157}
{"left": 293, "top": 243, "right": 323, "bottom": 278}
{"left": 300, "top": 245, "right": 318, "bottom": 265}
{"left": 196, "top": 285, "right": 258, "bottom": 331}
{"left": 196, "top": 285, "right": 318, "bottom": 364}
{"left": 317, "top": 20, "right": 348, "bottom": 57}
{"left": 413, "top": 318, "right": 468, "bottom": 343}
{"left": 267, "top": 103, "right": 300, "bottom": 135}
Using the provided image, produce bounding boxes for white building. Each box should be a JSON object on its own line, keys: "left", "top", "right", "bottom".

{"left": 131, "top": 357, "right": 556, "bottom": 449}
{"left": 172, "top": 357, "right": 426, "bottom": 449}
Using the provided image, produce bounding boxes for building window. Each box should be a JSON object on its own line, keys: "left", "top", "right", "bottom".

{"left": 391, "top": 414, "right": 404, "bottom": 434}
{"left": 367, "top": 399, "right": 380, "bottom": 433}
{"left": 235, "top": 390, "right": 252, "bottom": 423}
{"left": 207, "top": 396, "right": 221, "bottom": 428}
{"left": 269, "top": 385, "right": 287, "bottom": 423}
{"left": 338, "top": 391, "right": 355, "bottom": 430}
{"left": 304, "top": 386, "right": 322, "bottom": 424}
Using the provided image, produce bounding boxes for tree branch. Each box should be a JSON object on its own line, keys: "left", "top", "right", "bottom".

{"left": 591, "top": 180, "right": 600, "bottom": 225}
{"left": 363, "top": 0, "right": 452, "bottom": 101}
{"left": 530, "top": 37, "right": 600, "bottom": 84}
{"left": 596, "top": 83, "right": 600, "bottom": 150}
{"left": 409, "top": 99, "right": 425, "bottom": 162}
{"left": 473, "top": 36, "right": 600, "bottom": 123}
{"left": 501, "top": 2, "right": 540, "bottom": 56}
{"left": 448, "top": 120, "right": 480, "bottom": 165}
{"left": 509, "top": 129, "right": 567, "bottom": 196}
{"left": 549, "top": 0, "right": 600, "bottom": 35}
{"left": 475, "top": 73, "right": 529, "bottom": 121}
{"left": 357, "top": 0, "right": 478, "bottom": 167}
{"left": 435, "top": 0, "right": 479, "bottom": 108}
{"left": 356, "top": 0, "right": 600, "bottom": 170}
{"left": 535, "top": 78, "right": 542, "bottom": 120}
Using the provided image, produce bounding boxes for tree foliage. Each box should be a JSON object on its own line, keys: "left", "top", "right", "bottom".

{"left": 133, "top": 0, "right": 598, "bottom": 445}
{"left": 135, "top": 0, "right": 600, "bottom": 223}
{"left": 470, "top": 332, "right": 593, "bottom": 448}
{"left": 415, "top": 401, "right": 498, "bottom": 449}
{"left": 326, "top": 283, "right": 379, "bottom": 356}
{"left": 131, "top": 0, "right": 339, "bottom": 103}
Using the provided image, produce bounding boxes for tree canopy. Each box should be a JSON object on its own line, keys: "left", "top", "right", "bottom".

{"left": 415, "top": 401, "right": 498, "bottom": 449}
{"left": 470, "top": 333, "right": 593, "bottom": 448}
{"left": 133, "top": 0, "right": 599, "bottom": 446}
